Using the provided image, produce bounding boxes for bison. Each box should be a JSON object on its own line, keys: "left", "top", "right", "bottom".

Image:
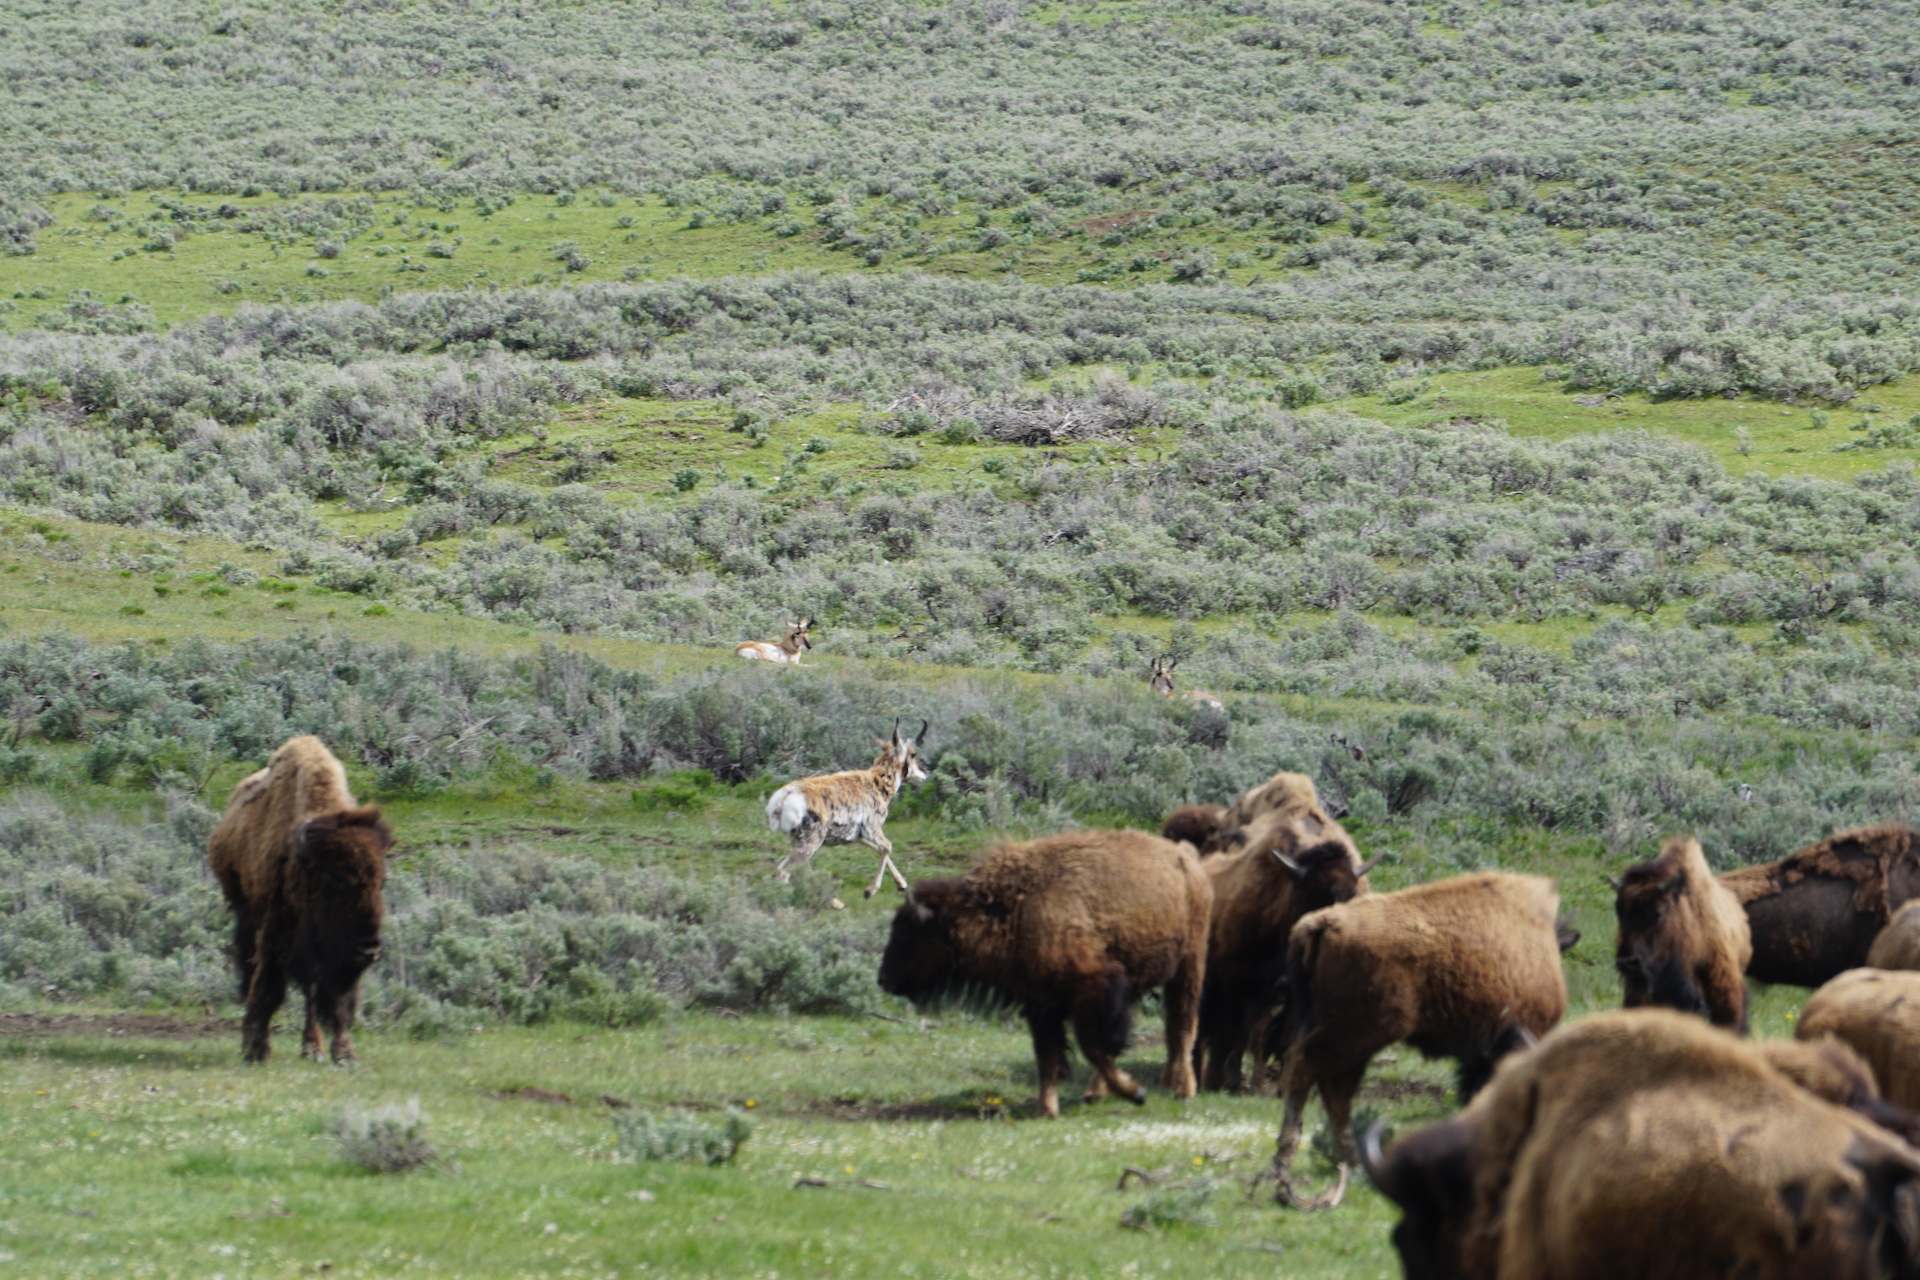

{"left": 207, "top": 736, "right": 393, "bottom": 1064}
{"left": 1612, "top": 835, "right": 1753, "bottom": 1030}
{"left": 1196, "top": 811, "right": 1374, "bottom": 1092}
{"left": 877, "top": 829, "right": 1211, "bottom": 1118}
{"left": 1868, "top": 901, "right": 1920, "bottom": 971}
{"left": 1721, "top": 823, "right": 1920, "bottom": 987}
{"left": 1270, "top": 872, "right": 1567, "bottom": 1207}
{"left": 1364, "top": 1009, "right": 1920, "bottom": 1280}
{"left": 1159, "top": 803, "right": 1230, "bottom": 854}
{"left": 1800, "top": 968, "right": 1920, "bottom": 1114}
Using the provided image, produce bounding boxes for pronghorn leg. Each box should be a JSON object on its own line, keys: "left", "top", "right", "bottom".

{"left": 774, "top": 829, "right": 826, "bottom": 882}
{"left": 861, "top": 828, "right": 908, "bottom": 898}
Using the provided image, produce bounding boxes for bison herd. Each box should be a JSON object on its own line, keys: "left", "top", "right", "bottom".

{"left": 207, "top": 737, "right": 1920, "bottom": 1277}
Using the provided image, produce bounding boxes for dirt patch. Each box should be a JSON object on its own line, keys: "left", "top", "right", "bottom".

{"left": 0, "top": 1011, "right": 235, "bottom": 1040}
{"left": 794, "top": 1095, "right": 1033, "bottom": 1123}
{"left": 1078, "top": 208, "right": 1159, "bottom": 237}
{"left": 1363, "top": 1077, "right": 1451, "bottom": 1105}
{"left": 489, "top": 1085, "right": 576, "bottom": 1106}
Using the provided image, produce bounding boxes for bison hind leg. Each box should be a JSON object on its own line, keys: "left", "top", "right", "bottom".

{"left": 1073, "top": 969, "right": 1145, "bottom": 1106}
{"left": 231, "top": 911, "right": 258, "bottom": 1003}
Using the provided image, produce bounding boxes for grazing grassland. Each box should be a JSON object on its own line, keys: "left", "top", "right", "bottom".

{"left": 6, "top": 0, "right": 1920, "bottom": 1273}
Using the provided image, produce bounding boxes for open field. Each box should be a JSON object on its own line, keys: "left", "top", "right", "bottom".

{"left": 6, "top": 0, "right": 1920, "bottom": 1274}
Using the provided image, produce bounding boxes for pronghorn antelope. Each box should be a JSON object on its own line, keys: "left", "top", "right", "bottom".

{"left": 736, "top": 618, "right": 812, "bottom": 665}
{"left": 1149, "top": 655, "right": 1224, "bottom": 712}
{"left": 767, "top": 719, "right": 929, "bottom": 898}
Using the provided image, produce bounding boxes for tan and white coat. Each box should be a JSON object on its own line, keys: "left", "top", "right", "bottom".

{"left": 766, "top": 720, "right": 928, "bottom": 898}
{"left": 736, "top": 618, "right": 812, "bottom": 665}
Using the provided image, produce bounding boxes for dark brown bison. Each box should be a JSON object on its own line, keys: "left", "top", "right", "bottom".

{"left": 1722, "top": 824, "right": 1920, "bottom": 987}
{"left": 1196, "top": 812, "right": 1374, "bottom": 1092}
{"left": 208, "top": 736, "right": 393, "bottom": 1064}
{"left": 1612, "top": 835, "right": 1752, "bottom": 1029}
{"left": 877, "top": 829, "right": 1211, "bottom": 1118}
{"left": 1270, "top": 872, "right": 1567, "bottom": 1207}
{"left": 1159, "top": 803, "right": 1230, "bottom": 854}
{"left": 1364, "top": 1009, "right": 1920, "bottom": 1280}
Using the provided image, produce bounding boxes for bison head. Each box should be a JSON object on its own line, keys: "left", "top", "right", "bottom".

{"left": 878, "top": 880, "right": 966, "bottom": 1003}
{"left": 1611, "top": 858, "right": 1704, "bottom": 1016}
{"left": 292, "top": 805, "right": 394, "bottom": 977}
{"left": 1273, "top": 839, "right": 1379, "bottom": 911}
{"left": 1361, "top": 1117, "right": 1478, "bottom": 1280}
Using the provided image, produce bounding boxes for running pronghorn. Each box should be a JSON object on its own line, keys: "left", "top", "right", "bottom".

{"left": 1149, "top": 655, "right": 1225, "bottom": 712}
{"left": 766, "top": 719, "right": 929, "bottom": 898}
{"left": 736, "top": 618, "right": 812, "bottom": 665}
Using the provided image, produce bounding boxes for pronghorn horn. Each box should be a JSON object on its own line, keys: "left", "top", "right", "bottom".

{"left": 916, "top": 719, "right": 929, "bottom": 744}
{"left": 892, "top": 716, "right": 902, "bottom": 743}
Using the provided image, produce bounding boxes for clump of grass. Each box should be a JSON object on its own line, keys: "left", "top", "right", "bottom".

{"left": 1119, "top": 1176, "right": 1217, "bottom": 1231}
{"left": 612, "top": 1108, "right": 752, "bottom": 1166}
{"left": 336, "top": 1099, "right": 438, "bottom": 1174}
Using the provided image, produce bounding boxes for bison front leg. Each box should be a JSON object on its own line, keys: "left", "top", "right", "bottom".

{"left": 299, "top": 985, "right": 324, "bottom": 1062}
{"left": 1026, "top": 1008, "right": 1071, "bottom": 1119}
{"left": 324, "top": 985, "right": 361, "bottom": 1064}
{"left": 240, "top": 957, "right": 288, "bottom": 1065}
{"left": 1073, "top": 969, "right": 1146, "bottom": 1107}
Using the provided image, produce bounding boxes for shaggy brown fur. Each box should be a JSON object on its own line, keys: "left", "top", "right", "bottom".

{"left": 1160, "top": 804, "right": 1229, "bottom": 854}
{"left": 1800, "top": 969, "right": 1920, "bottom": 1113}
{"left": 878, "top": 830, "right": 1212, "bottom": 1118}
{"left": 1722, "top": 823, "right": 1920, "bottom": 987}
{"left": 1868, "top": 901, "right": 1920, "bottom": 971}
{"left": 1223, "top": 770, "right": 1333, "bottom": 832}
{"left": 767, "top": 720, "right": 927, "bottom": 897}
{"left": 735, "top": 617, "right": 812, "bottom": 664}
{"left": 207, "top": 736, "right": 393, "bottom": 1064}
{"left": 1614, "top": 836, "right": 1753, "bottom": 1030}
{"left": 1366, "top": 1010, "right": 1920, "bottom": 1280}
{"left": 1271, "top": 872, "right": 1567, "bottom": 1205}
{"left": 1196, "top": 812, "right": 1374, "bottom": 1092}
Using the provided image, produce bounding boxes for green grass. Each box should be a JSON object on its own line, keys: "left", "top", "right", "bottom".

{"left": 0, "top": 191, "right": 851, "bottom": 331}
{"left": 1327, "top": 366, "right": 1920, "bottom": 478}
{"left": 0, "top": 967, "right": 1816, "bottom": 1278}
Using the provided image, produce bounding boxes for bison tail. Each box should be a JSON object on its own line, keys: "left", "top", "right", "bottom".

{"left": 766, "top": 786, "right": 810, "bottom": 834}
{"left": 1277, "top": 920, "right": 1326, "bottom": 1060}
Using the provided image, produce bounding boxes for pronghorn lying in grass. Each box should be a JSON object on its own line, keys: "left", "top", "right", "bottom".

{"left": 767, "top": 719, "right": 928, "bottom": 898}
{"left": 736, "top": 618, "right": 812, "bottom": 665}
{"left": 1149, "top": 655, "right": 1224, "bottom": 712}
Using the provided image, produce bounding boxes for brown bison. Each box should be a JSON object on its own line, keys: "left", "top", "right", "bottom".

{"left": 1800, "top": 969, "right": 1920, "bottom": 1114}
{"left": 1270, "top": 872, "right": 1567, "bottom": 1207}
{"left": 208, "top": 736, "right": 393, "bottom": 1064}
{"left": 1722, "top": 823, "right": 1920, "bottom": 987}
{"left": 1196, "top": 811, "right": 1374, "bottom": 1092}
{"left": 1159, "top": 803, "right": 1229, "bottom": 854}
{"left": 877, "top": 829, "right": 1211, "bottom": 1118}
{"left": 1366, "top": 1009, "right": 1920, "bottom": 1279}
{"left": 1612, "top": 835, "right": 1753, "bottom": 1030}
{"left": 1868, "top": 901, "right": 1920, "bottom": 971}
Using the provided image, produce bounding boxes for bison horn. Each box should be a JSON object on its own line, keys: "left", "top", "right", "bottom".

{"left": 904, "top": 886, "right": 933, "bottom": 924}
{"left": 1603, "top": 873, "right": 1623, "bottom": 892}
{"left": 1272, "top": 850, "right": 1306, "bottom": 878}
{"left": 1354, "top": 857, "right": 1381, "bottom": 878}
{"left": 1358, "top": 1119, "right": 1392, "bottom": 1195}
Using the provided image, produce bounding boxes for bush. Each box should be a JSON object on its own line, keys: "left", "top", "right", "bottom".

{"left": 336, "top": 1100, "right": 438, "bottom": 1174}
{"left": 612, "top": 1108, "right": 752, "bottom": 1166}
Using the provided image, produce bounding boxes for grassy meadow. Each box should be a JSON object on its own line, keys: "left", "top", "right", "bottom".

{"left": 6, "top": 0, "right": 1920, "bottom": 1274}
